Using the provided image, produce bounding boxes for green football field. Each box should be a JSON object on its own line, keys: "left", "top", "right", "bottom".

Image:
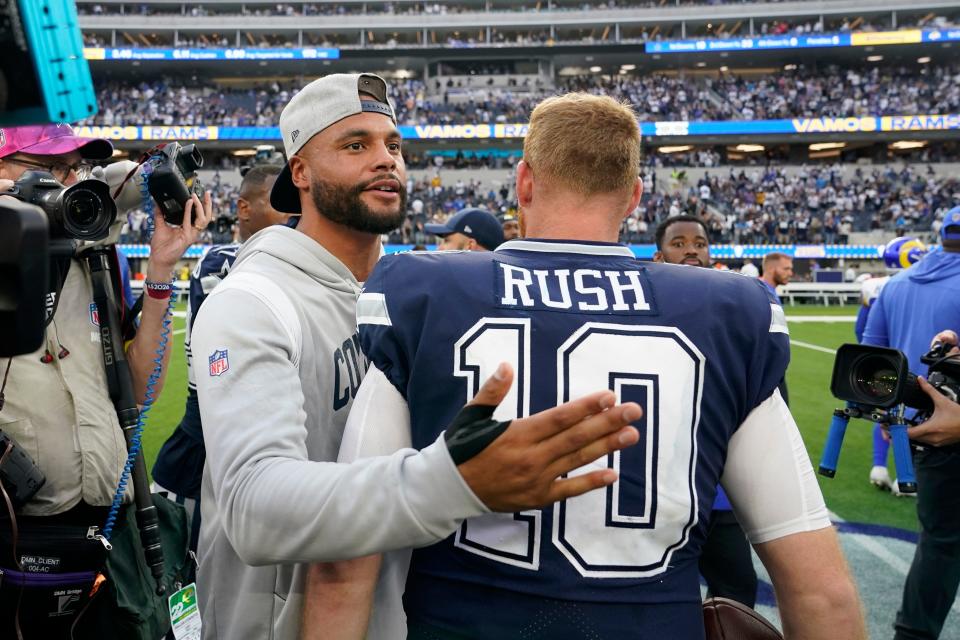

{"left": 141, "top": 302, "right": 918, "bottom": 532}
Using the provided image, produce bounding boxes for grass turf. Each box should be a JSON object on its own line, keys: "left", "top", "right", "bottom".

{"left": 140, "top": 303, "right": 919, "bottom": 532}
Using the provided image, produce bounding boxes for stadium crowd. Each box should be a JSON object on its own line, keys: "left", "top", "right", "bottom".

{"left": 82, "top": 62, "right": 959, "bottom": 129}
{"left": 116, "top": 161, "right": 955, "bottom": 247}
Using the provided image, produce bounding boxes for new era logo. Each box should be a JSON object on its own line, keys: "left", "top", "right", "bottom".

{"left": 208, "top": 349, "right": 229, "bottom": 376}
{"left": 291, "top": 129, "right": 300, "bottom": 144}
{"left": 0, "top": 130, "right": 5, "bottom": 149}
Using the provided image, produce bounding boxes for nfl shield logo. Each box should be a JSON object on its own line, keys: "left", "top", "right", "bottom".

{"left": 0, "top": 130, "right": 5, "bottom": 150}
{"left": 208, "top": 349, "right": 229, "bottom": 376}
{"left": 89, "top": 303, "right": 100, "bottom": 327}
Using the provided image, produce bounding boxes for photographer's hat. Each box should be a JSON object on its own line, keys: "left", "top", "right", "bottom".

{"left": 270, "top": 74, "right": 397, "bottom": 214}
{"left": 0, "top": 124, "right": 113, "bottom": 160}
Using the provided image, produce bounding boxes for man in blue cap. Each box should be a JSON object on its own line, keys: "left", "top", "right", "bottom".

{"left": 425, "top": 207, "right": 505, "bottom": 251}
{"left": 863, "top": 206, "right": 960, "bottom": 640}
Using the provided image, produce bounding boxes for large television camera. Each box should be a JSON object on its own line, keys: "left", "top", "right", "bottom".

{"left": 819, "top": 342, "right": 960, "bottom": 494}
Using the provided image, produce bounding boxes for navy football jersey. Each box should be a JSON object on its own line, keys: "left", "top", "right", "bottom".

{"left": 358, "top": 239, "right": 789, "bottom": 638}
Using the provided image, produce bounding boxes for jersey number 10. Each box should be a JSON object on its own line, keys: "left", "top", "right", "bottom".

{"left": 453, "top": 318, "right": 705, "bottom": 579}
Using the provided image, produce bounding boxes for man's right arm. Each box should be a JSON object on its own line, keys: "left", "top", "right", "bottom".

{"left": 193, "top": 289, "right": 640, "bottom": 566}
{"left": 860, "top": 289, "right": 889, "bottom": 347}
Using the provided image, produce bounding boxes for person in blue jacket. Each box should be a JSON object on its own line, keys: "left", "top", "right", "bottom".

{"left": 862, "top": 208, "right": 960, "bottom": 640}
{"left": 859, "top": 237, "right": 927, "bottom": 493}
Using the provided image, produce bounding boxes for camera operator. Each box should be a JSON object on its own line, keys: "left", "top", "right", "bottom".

{"left": 152, "top": 164, "right": 288, "bottom": 552}
{"left": 0, "top": 124, "right": 212, "bottom": 638}
{"left": 862, "top": 210, "right": 960, "bottom": 640}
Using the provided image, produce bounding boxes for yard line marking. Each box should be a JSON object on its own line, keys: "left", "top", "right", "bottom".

{"left": 786, "top": 315, "right": 857, "bottom": 322}
{"left": 790, "top": 339, "right": 837, "bottom": 355}
{"left": 172, "top": 311, "right": 187, "bottom": 318}
{"left": 829, "top": 511, "right": 960, "bottom": 615}
{"left": 173, "top": 329, "right": 186, "bottom": 336}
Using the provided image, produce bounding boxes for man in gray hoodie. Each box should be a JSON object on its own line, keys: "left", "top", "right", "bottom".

{"left": 190, "top": 73, "right": 642, "bottom": 639}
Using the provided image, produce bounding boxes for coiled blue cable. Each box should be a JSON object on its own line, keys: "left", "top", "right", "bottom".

{"left": 102, "top": 160, "right": 175, "bottom": 540}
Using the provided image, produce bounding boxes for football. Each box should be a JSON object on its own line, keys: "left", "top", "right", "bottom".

{"left": 703, "top": 597, "right": 784, "bottom": 640}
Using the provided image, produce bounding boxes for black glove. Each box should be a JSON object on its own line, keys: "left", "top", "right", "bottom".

{"left": 444, "top": 404, "right": 512, "bottom": 465}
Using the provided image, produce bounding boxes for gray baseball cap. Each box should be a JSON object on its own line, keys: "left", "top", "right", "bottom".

{"left": 270, "top": 73, "right": 397, "bottom": 213}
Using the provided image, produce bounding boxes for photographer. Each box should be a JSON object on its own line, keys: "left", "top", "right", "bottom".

{"left": 0, "top": 124, "right": 212, "bottom": 638}
{"left": 862, "top": 210, "right": 960, "bottom": 640}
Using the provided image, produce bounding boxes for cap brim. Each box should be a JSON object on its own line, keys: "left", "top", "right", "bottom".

{"left": 423, "top": 223, "right": 453, "bottom": 237}
{"left": 19, "top": 136, "right": 114, "bottom": 160}
{"left": 270, "top": 163, "right": 302, "bottom": 214}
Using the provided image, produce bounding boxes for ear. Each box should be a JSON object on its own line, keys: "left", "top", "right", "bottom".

{"left": 466, "top": 237, "right": 479, "bottom": 251}
{"left": 516, "top": 160, "right": 534, "bottom": 208}
{"left": 621, "top": 177, "right": 642, "bottom": 221}
{"left": 289, "top": 153, "right": 311, "bottom": 190}
{"left": 236, "top": 197, "right": 250, "bottom": 220}
{"left": 653, "top": 251, "right": 664, "bottom": 263}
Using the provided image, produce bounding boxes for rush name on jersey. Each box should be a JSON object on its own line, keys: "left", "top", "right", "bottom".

{"left": 357, "top": 239, "right": 790, "bottom": 634}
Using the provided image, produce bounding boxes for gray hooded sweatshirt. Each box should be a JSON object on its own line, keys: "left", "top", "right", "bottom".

{"left": 191, "top": 226, "right": 487, "bottom": 639}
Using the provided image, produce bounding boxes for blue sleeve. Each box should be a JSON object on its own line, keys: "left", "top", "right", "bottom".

{"left": 854, "top": 304, "right": 870, "bottom": 343}
{"left": 746, "top": 278, "right": 791, "bottom": 411}
{"left": 357, "top": 255, "right": 414, "bottom": 399}
{"left": 861, "top": 290, "right": 889, "bottom": 347}
{"left": 116, "top": 246, "right": 134, "bottom": 310}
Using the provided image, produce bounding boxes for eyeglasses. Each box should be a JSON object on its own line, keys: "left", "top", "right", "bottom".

{"left": 4, "top": 156, "right": 94, "bottom": 182}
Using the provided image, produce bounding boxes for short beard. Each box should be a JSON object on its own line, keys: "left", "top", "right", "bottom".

{"left": 310, "top": 175, "right": 406, "bottom": 235}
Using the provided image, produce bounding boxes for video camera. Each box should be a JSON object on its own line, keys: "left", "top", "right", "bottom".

{"left": 145, "top": 141, "right": 204, "bottom": 226}
{"left": 818, "top": 342, "right": 960, "bottom": 493}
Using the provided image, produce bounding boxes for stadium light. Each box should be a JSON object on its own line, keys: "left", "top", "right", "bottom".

{"left": 658, "top": 145, "right": 693, "bottom": 154}
{"left": 733, "top": 144, "right": 765, "bottom": 153}
{"left": 809, "top": 142, "right": 846, "bottom": 151}
{"left": 696, "top": 62, "right": 707, "bottom": 68}
{"left": 866, "top": 55, "right": 884, "bottom": 62}
{"left": 917, "top": 56, "right": 932, "bottom": 64}
{"left": 232, "top": 149, "right": 258, "bottom": 157}
{"left": 890, "top": 141, "right": 927, "bottom": 150}
{"left": 621, "top": 64, "right": 636, "bottom": 71}
{"left": 589, "top": 66, "right": 602, "bottom": 73}
{"left": 784, "top": 64, "right": 797, "bottom": 71}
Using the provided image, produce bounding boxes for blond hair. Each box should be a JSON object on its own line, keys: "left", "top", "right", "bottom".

{"left": 523, "top": 92, "right": 641, "bottom": 196}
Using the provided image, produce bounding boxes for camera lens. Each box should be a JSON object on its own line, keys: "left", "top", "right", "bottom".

{"left": 852, "top": 354, "right": 899, "bottom": 402}
{"left": 65, "top": 190, "right": 101, "bottom": 227}
{"left": 59, "top": 183, "right": 116, "bottom": 241}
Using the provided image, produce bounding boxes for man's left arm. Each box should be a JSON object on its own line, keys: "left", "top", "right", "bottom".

{"left": 722, "top": 391, "right": 865, "bottom": 639}
{"left": 126, "top": 193, "right": 212, "bottom": 403}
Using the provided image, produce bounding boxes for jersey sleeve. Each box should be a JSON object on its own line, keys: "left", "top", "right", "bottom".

{"left": 743, "top": 278, "right": 792, "bottom": 414}
{"left": 721, "top": 390, "right": 831, "bottom": 544}
{"left": 357, "top": 255, "right": 416, "bottom": 399}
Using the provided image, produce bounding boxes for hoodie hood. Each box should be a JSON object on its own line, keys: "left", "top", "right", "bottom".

{"left": 908, "top": 249, "right": 960, "bottom": 284}
{"left": 232, "top": 225, "right": 363, "bottom": 295}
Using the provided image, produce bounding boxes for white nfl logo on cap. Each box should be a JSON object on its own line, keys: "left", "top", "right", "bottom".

{"left": 464, "top": 225, "right": 473, "bottom": 233}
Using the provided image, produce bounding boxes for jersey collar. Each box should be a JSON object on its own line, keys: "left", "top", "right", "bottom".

{"left": 495, "top": 239, "right": 635, "bottom": 258}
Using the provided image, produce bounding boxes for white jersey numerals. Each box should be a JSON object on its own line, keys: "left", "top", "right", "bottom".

{"left": 452, "top": 318, "right": 704, "bottom": 578}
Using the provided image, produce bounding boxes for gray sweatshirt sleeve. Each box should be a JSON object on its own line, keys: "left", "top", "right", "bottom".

{"left": 192, "top": 288, "right": 488, "bottom": 566}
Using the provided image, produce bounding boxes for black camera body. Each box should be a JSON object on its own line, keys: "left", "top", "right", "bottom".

{"left": 830, "top": 343, "right": 960, "bottom": 414}
{"left": 147, "top": 142, "right": 204, "bottom": 226}
{"left": 5, "top": 170, "right": 117, "bottom": 241}
{"left": 0, "top": 429, "right": 46, "bottom": 507}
